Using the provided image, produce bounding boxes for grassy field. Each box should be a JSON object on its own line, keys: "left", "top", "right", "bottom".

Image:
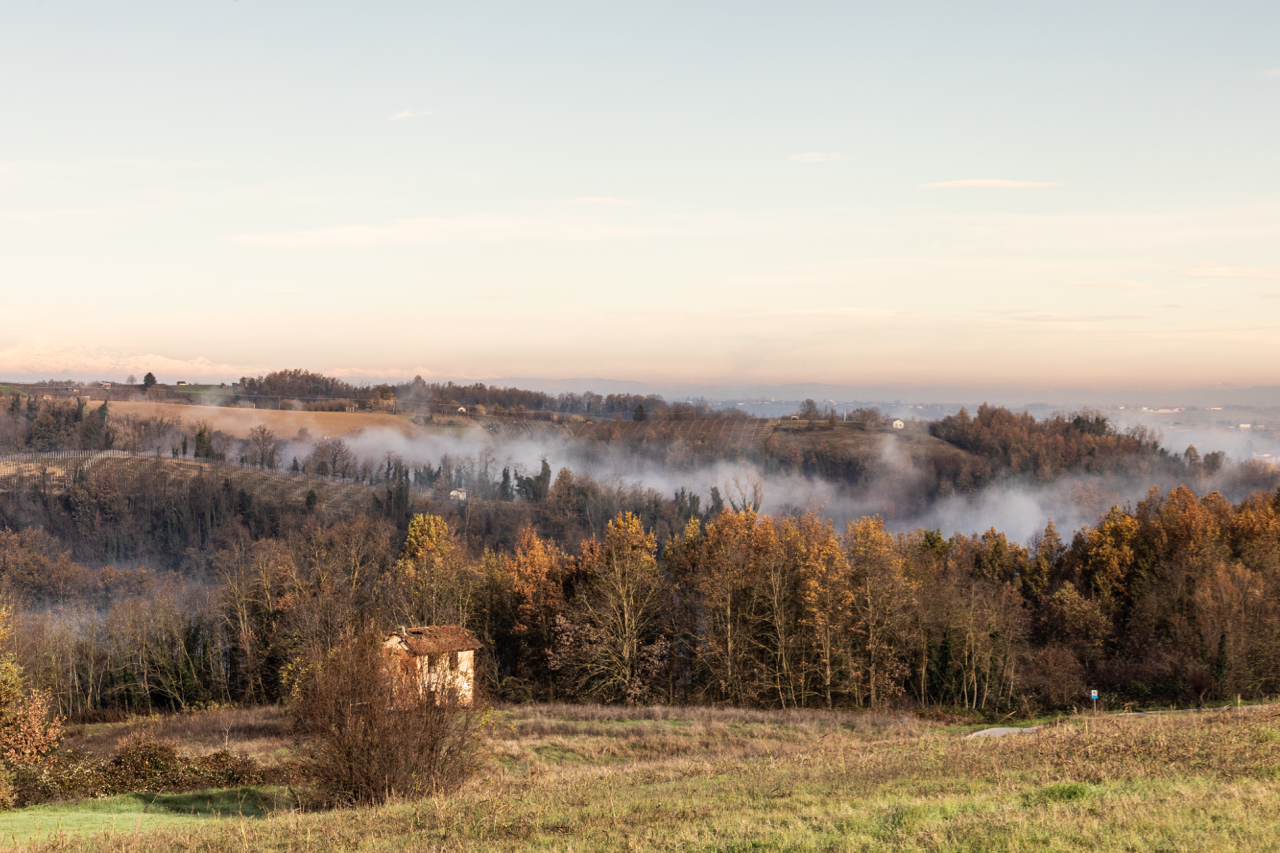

{"left": 0, "top": 788, "right": 281, "bottom": 846}
{"left": 170, "top": 386, "right": 233, "bottom": 406}
{"left": 11, "top": 702, "right": 1280, "bottom": 851}
{"left": 103, "top": 402, "right": 434, "bottom": 441}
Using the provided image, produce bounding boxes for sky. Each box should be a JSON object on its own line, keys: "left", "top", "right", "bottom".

{"left": 3, "top": 1, "right": 1280, "bottom": 395}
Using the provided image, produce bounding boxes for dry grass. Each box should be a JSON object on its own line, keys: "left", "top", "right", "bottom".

{"left": 19, "top": 704, "right": 1280, "bottom": 851}
{"left": 62, "top": 706, "right": 292, "bottom": 765}
{"left": 105, "top": 402, "right": 431, "bottom": 441}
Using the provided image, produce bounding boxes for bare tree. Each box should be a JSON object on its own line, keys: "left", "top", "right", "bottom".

{"left": 310, "top": 438, "right": 354, "bottom": 479}
{"left": 247, "top": 424, "right": 281, "bottom": 470}
{"left": 726, "top": 474, "right": 764, "bottom": 514}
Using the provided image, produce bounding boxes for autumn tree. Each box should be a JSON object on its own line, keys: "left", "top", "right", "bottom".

{"left": 799, "top": 519, "right": 851, "bottom": 708}
{"left": 553, "top": 513, "right": 667, "bottom": 703}
{"left": 492, "top": 527, "right": 568, "bottom": 694}
{"left": 392, "top": 514, "right": 482, "bottom": 630}
{"left": 845, "top": 516, "right": 915, "bottom": 707}
{"left": 753, "top": 515, "right": 806, "bottom": 707}
{"left": 0, "top": 601, "right": 63, "bottom": 777}
{"left": 694, "top": 510, "right": 762, "bottom": 703}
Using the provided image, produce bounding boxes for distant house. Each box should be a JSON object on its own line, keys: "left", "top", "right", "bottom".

{"left": 892, "top": 419, "right": 905, "bottom": 430}
{"left": 100, "top": 382, "right": 112, "bottom": 389}
{"left": 383, "top": 626, "right": 482, "bottom": 706}
{"left": 175, "top": 380, "right": 187, "bottom": 386}
{"left": 449, "top": 488, "right": 468, "bottom": 501}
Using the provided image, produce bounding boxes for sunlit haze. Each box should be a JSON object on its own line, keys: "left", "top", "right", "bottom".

{"left": 4, "top": 2, "right": 1280, "bottom": 397}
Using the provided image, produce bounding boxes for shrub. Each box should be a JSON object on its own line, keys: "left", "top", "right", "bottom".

{"left": 9, "top": 734, "right": 267, "bottom": 807}
{"left": 288, "top": 631, "right": 486, "bottom": 806}
{"left": 0, "top": 686, "right": 62, "bottom": 768}
{"left": 0, "top": 606, "right": 64, "bottom": 810}
{"left": 107, "top": 732, "right": 183, "bottom": 789}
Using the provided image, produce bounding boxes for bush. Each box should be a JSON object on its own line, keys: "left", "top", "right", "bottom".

{"left": 9, "top": 733, "right": 266, "bottom": 807}
{"left": 288, "top": 631, "right": 486, "bottom": 806}
{"left": 107, "top": 732, "right": 183, "bottom": 789}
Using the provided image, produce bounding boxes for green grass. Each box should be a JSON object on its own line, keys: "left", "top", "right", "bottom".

{"left": 170, "top": 386, "right": 232, "bottom": 404}
{"left": 0, "top": 787, "right": 282, "bottom": 845}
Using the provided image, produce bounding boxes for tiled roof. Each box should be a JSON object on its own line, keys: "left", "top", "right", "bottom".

{"left": 389, "top": 625, "right": 482, "bottom": 656}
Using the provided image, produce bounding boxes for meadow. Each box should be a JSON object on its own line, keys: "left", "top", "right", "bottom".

{"left": 4, "top": 702, "right": 1278, "bottom": 851}
{"left": 103, "top": 402, "right": 431, "bottom": 442}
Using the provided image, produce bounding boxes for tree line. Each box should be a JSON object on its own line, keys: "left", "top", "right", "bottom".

{"left": 4, "top": 450, "right": 1280, "bottom": 718}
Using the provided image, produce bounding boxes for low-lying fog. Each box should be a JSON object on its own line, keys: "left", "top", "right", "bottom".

{"left": 268, "top": 416, "right": 1276, "bottom": 547}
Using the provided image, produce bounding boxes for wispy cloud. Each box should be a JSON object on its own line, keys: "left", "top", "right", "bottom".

{"left": 789, "top": 152, "right": 841, "bottom": 162}
{"left": 1062, "top": 279, "right": 1195, "bottom": 292}
{"left": 229, "top": 213, "right": 642, "bottom": 248}
{"left": 565, "top": 196, "right": 633, "bottom": 206}
{"left": 1258, "top": 69, "right": 1280, "bottom": 79}
{"left": 388, "top": 109, "right": 433, "bottom": 121}
{"left": 1183, "top": 264, "right": 1280, "bottom": 280}
{"left": 921, "top": 179, "right": 1062, "bottom": 189}
{"left": 985, "top": 307, "right": 1146, "bottom": 323}
{"left": 102, "top": 159, "right": 238, "bottom": 171}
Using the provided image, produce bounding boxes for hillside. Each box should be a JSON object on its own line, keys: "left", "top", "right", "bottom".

{"left": 0, "top": 454, "right": 381, "bottom": 519}
{"left": 105, "top": 401, "right": 428, "bottom": 441}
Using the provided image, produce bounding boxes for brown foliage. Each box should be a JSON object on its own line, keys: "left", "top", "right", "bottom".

{"left": 288, "top": 630, "right": 486, "bottom": 805}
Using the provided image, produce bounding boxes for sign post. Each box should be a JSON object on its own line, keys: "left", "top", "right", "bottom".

{"left": 1091, "top": 689, "right": 1098, "bottom": 713}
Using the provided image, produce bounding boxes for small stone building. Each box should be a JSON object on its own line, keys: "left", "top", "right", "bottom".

{"left": 383, "top": 625, "right": 481, "bottom": 705}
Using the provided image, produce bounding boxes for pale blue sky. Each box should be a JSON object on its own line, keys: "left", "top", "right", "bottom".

{"left": 2, "top": 2, "right": 1279, "bottom": 390}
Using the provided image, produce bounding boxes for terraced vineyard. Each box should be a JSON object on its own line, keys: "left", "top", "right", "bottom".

{"left": 0, "top": 452, "right": 380, "bottom": 516}
{"left": 569, "top": 417, "right": 779, "bottom": 456}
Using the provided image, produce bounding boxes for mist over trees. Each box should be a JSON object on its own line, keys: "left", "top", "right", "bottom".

{"left": 4, "top": 377, "right": 1280, "bottom": 720}
{"left": 4, "top": 464, "right": 1280, "bottom": 718}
